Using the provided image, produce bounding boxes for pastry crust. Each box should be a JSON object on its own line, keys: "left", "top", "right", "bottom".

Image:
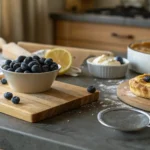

{"left": 129, "top": 74, "right": 150, "bottom": 99}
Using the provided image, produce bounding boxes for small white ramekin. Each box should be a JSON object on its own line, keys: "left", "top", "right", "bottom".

{"left": 87, "top": 57, "right": 129, "bottom": 79}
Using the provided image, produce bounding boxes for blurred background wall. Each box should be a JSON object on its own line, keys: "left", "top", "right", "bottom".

{"left": 0, "top": 0, "right": 64, "bottom": 44}
{"left": 96, "top": 0, "right": 120, "bottom": 7}
{"left": 0, "top": 0, "right": 121, "bottom": 44}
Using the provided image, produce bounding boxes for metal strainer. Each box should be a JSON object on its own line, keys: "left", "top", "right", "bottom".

{"left": 97, "top": 107, "right": 150, "bottom": 132}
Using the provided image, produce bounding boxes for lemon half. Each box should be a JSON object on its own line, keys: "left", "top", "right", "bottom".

{"left": 45, "top": 48, "right": 72, "bottom": 75}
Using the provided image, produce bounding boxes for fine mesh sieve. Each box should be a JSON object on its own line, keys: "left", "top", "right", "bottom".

{"left": 97, "top": 107, "right": 150, "bottom": 132}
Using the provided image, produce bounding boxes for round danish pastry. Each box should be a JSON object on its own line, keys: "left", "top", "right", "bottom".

{"left": 129, "top": 74, "right": 150, "bottom": 99}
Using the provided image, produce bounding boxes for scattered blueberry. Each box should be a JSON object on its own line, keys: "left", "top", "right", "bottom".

{"left": 17, "top": 56, "right": 26, "bottom": 62}
{"left": 1, "top": 78, "right": 7, "bottom": 84}
{"left": 87, "top": 86, "right": 96, "bottom": 93}
{"left": 115, "top": 56, "right": 124, "bottom": 64}
{"left": 42, "top": 65, "right": 49, "bottom": 72}
{"left": 50, "top": 63, "right": 58, "bottom": 71}
{"left": 39, "top": 58, "right": 46, "bottom": 65}
{"left": 143, "top": 76, "right": 150, "bottom": 82}
{"left": 33, "top": 55, "right": 40, "bottom": 60}
{"left": 28, "top": 61, "right": 39, "bottom": 68}
{"left": 13, "top": 63, "right": 21, "bottom": 70}
{"left": 21, "top": 63, "right": 30, "bottom": 71}
{"left": 4, "top": 92, "right": 13, "bottom": 100}
{"left": 24, "top": 70, "right": 31, "bottom": 73}
{"left": 2, "top": 65, "right": 10, "bottom": 70}
{"left": 45, "top": 58, "right": 53, "bottom": 65}
{"left": 7, "top": 68, "right": 14, "bottom": 72}
{"left": 5, "top": 60, "right": 12, "bottom": 66}
{"left": 31, "top": 65, "right": 41, "bottom": 73}
{"left": 23, "top": 57, "right": 32, "bottom": 64}
{"left": 11, "top": 96, "right": 20, "bottom": 104}
{"left": 15, "top": 67, "right": 24, "bottom": 73}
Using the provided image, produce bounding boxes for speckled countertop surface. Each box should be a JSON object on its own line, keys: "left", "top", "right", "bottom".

{"left": 50, "top": 12, "right": 150, "bottom": 28}
{"left": 1, "top": 57, "right": 150, "bottom": 150}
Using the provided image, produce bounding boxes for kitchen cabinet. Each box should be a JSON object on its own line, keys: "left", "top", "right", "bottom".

{"left": 54, "top": 20, "right": 150, "bottom": 54}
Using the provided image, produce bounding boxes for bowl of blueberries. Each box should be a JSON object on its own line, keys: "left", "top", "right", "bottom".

{"left": 0, "top": 55, "right": 61, "bottom": 93}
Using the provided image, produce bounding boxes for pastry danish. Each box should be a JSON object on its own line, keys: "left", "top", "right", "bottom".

{"left": 129, "top": 74, "right": 150, "bottom": 99}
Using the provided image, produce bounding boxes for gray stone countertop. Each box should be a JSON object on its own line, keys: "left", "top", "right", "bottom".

{"left": 1, "top": 59, "right": 150, "bottom": 150}
{"left": 50, "top": 12, "right": 150, "bottom": 28}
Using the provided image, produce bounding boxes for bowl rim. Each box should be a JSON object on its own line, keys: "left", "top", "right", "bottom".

{"left": 128, "top": 39, "right": 150, "bottom": 55}
{"left": 0, "top": 64, "right": 61, "bottom": 75}
{"left": 86, "top": 57, "right": 129, "bottom": 67}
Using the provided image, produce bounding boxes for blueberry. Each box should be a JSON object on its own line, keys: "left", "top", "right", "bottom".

{"left": 21, "top": 62, "right": 30, "bottom": 71}
{"left": 7, "top": 68, "right": 14, "bottom": 72}
{"left": 10, "top": 61, "right": 16, "bottom": 68}
{"left": 28, "top": 61, "right": 39, "bottom": 68}
{"left": 2, "top": 65, "right": 10, "bottom": 70}
{"left": 13, "top": 63, "right": 21, "bottom": 70}
{"left": 44, "top": 58, "right": 53, "bottom": 65}
{"left": 1, "top": 78, "right": 7, "bottom": 84}
{"left": 115, "top": 56, "right": 124, "bottom": 64}
{"left": 4, "top": 92, "right": 13, "bottom": 100}
{"left": 33, "top": 55, "right": 40, "bottom": 60}
{"left": 39, "top": 58, "right": 46, "bottom": 65}
{"left": 12, "top": 96, "right": 20, "bottom": 104}
{"left": 23, "top": 57, "right": 33, "bottom": 64}
{"left": 17, "top": 56, "right": 26, "bottom": 62}
{"left": 87, "top": 86, "right": 96, "bottom": 93}
{"left": 15, "top": 67, "right": 24, "bottom": 73}
{"left": 24, "top": 70, "right": 31, "bottom": 73}
{"left": 33, "top": 58, "right": 39, "bottom": 61}
{"left": 42, "top": 65, "right": 49, "bottom": 72}
{"left": 5, "top": 60, "right": 12, "bottom": 66}
{"left": 143, "top": 76, "right": 150, "bottom": 82}
{"left": 31, "top": 65, "right": 41, "bottom": 73}
{"left": 33, "top": 59, "right": 40, "bottom": 64}
{"left": 49, "top": 63, "right": 58, "bottom": 71}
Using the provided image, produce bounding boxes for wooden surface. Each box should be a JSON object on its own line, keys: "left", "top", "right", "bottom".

{"left": 18, "top": 42, "right": 113, "bottom": 67}
{"left": 0, "top": 81, "right": 99, "bottom": 122}
{"left": 56, "top": 39, "right": 126, "bottom": 55}
{"left": 117, "top": 80, "right": 150, "bottom": 111}
{"left": 55, "top": 20, "right": 150, "bottom": 53}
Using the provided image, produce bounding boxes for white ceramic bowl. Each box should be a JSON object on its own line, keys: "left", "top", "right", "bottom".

{"left": 87, "top": 57, "right": 129, "bottom": 79}
{"left": 127, "top": 40, "right": 150, "bottom": 74}
{"left": 0, "top": 65, "right": 61, "bottom": 93}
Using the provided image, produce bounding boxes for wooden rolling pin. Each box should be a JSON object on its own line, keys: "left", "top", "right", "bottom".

{"left": 18, "top": 42, "right": 113, "bottom": 67}
{"left": 2, "top": 42, "right": 31, "bottom": 60}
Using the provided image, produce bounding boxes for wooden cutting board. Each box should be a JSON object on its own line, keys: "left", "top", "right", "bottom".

{"left": 0, "top": 81, "right": 99, "bottom": 122}
{"left": 117, "top": 80, "right": 150, "bottom": 111}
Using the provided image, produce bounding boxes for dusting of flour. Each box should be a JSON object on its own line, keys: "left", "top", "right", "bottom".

{"left": 97, "top": 79, "right": 130, "bottom": 108}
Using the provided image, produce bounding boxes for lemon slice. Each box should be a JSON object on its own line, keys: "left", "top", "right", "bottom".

{"left": 45, "top": 48, "right": 72, "bottom": 75}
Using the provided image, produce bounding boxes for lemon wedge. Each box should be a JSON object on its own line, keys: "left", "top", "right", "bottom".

{"left": 45, "top": 48, "right": 72, "bottom": 75}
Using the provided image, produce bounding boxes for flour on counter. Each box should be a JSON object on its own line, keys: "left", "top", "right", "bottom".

{"left": 98, "top": 79, "right": 128, "bottom": 108}
{"left": 107, "top": 80, "right": 126, "bottom": 84}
